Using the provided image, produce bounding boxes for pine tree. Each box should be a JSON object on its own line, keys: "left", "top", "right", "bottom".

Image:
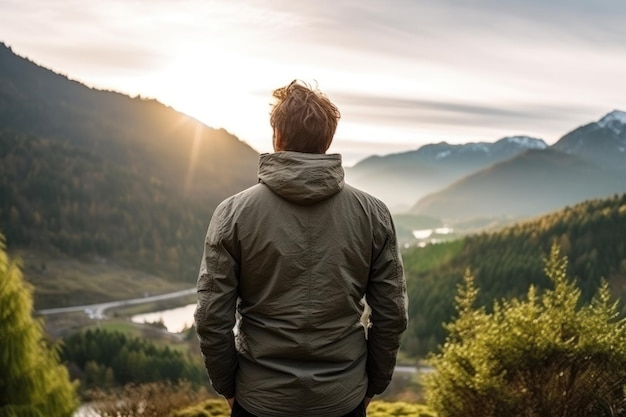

{"left": 0, "top": 234, "right": 78, "bottom": 417}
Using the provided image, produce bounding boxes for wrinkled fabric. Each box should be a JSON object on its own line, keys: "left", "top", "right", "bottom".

{"left": 195, "top": 151, "right": 408, "bottom": 417}
{"left": 258, "top": 152, "right": 344, "bottom": 205}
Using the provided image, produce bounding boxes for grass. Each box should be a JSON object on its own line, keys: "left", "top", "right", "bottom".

{"left": 17, "top": 248, "right": 200, "bottom": 342}
{"left": 110, "top": 294, "right": 197, "bottom": 316}
{"left": 87, "top": 320, "right": 190, "bottom": 347}
{"left": 42, "top": 314, "right": 182, "bottom": 342}
{"left": 402, "top": 238, "right": 464, "bottom": 275}
{"left": 88, "top": 319, "right": 150, "bottom": 336}
{"left": 368, "top": 401, "right": 437, "bottom": 417}
{"left": 16, "top": 248, "right": 192, "bottom": 310}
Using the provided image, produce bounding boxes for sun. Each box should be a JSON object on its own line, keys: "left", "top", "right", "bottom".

{"left": 155, "top": 46, "right": 235, "bottom": 122}
{"left": 149, "top": 45, "right": 275, "bottom": 153}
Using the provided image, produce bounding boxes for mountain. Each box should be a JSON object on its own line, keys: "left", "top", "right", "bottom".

{"left": 0, "top": 43, "right": 259, "bottom": 306}
{"left": 552, "top": 110, "right": 626, "bottom": 166}
{"left": 0, "top": 43, "right": 258, "bottom": 198}
{"left": 411, "top": 148, "right": 626, "bottom": 220}
{"left": 410, "top": 111, "right": 626, "bottom": 221}
{"left": 345, "top": 136, "right": 547, "bottom": 210}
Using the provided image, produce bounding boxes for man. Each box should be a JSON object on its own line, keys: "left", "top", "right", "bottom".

{"left": 194, "top": 80, "right": 408, "bottom": 417}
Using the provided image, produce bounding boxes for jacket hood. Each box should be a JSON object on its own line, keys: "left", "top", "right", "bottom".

{"left": 258, "top": 152, "right": 345, "bottom": 205}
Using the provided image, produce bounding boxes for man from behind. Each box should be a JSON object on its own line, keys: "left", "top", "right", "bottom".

{"left": 194, "top": 80, "right": 408, "bottom": 417}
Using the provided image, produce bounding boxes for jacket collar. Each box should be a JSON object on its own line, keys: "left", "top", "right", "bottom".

{"left": 258, "top": 152, "right": 345, "bottom": 205}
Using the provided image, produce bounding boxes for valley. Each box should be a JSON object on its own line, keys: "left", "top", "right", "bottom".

{"left": 2, "top": 39, "right": 626, "bottom": 415}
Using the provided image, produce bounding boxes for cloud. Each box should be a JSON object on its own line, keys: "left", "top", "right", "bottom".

{"left": 42, "top": 43, "right": 166, "bottom": 74}
{"left": 2, "top": 0, "right": 625, "bottom": 153}
{"left": 264, "top": 0, "right": 626, "bottom": 65}
{"left": 1, "top": 1, "right": 173, "bottom": 76}
{"left": 332, "top": 91, "right": 602, "bottom": 139}
{"left": 335, "top": 92, "right": 594, "bottom": 122}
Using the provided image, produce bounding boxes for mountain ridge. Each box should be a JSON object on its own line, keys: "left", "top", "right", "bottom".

{"left": 0, "top": 42, "right": 259, "bottom": 302}
{"left": 348, "top": 109, "right": 626, "bottom": 218}
{"left": 551, "top": 109, "right": 626, "bottom": 167}
{"left": 0, "top": 42, "right": 259, "bottom": 198}
{"left": 346, "top": 135, "right": 548, "bottom": 210}
{"left": 409, "top": 110, "right": 626, "bottom": 220}
{"left": 410, "top": 147, "right": 626, "bottom": 219}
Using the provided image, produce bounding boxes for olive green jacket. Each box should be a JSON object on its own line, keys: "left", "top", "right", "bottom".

{"left": 195, "top": 152, "right": 408, "bottom": 417}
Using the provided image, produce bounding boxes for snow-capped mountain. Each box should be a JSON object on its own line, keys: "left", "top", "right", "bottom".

{"left": 598, "top": 110, "right": 626, "bottom": 136}
{"left": 410, "top": 110, "right": 626, "bottom": 221}
{"left": 345, "top": 136, "right": 548, "bottom": 210}
{"left": 552, "top": 110, "right": 626, "bottom": 164}
{"left": 389, "top": 136, "right": 547, "bottom": 164}
{"left": 348, "top": 110, "right": 625, "bottom": 215}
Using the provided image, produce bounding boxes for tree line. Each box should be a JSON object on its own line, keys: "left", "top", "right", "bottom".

{"left": 61, "top": 328, "right": 206, "bottom": 390}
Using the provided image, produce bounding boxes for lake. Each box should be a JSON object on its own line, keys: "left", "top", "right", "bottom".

{"left": 131, "top": 303, "right": 196, "bottom": 333}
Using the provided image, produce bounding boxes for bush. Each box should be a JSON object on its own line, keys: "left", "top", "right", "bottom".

{"left": 171, "top": 398, "right": 230, "bottom": 417}
{"left": 86, "top": 380, "right": 211, "bottom": 417}
{"left": 367, "top": 401, "right": 437, "bottom": 417}
{"left": 426, "top": 243, "right": 626, "bottom": 417}
{"left": 173, "top": 400, "right": 435, "bottom": 417}
{"left": 0, "top": 235, "right": 78, "bottom": 417}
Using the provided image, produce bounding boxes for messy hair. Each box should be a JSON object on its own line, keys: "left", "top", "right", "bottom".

{"left": 270, "top": 80, "right": 341, "bottom": 153}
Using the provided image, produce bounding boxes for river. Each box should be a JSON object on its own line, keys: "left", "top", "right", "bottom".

{"left": 131, "top": 303, "right": 196, "bottom": 333}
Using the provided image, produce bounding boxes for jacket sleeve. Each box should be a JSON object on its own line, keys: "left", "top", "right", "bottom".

{"left": 365, "top": 205, "right": 408, "bottom": 397}
{"left": 194, "top": 202, "right": 239, "bottom": 398}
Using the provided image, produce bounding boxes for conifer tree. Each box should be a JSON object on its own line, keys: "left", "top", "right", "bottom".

{"left": 427, "top": 243, "right": 626, "bottom": 417}
{"left": 0, "top": 234, "right": 78, "bottom": 417}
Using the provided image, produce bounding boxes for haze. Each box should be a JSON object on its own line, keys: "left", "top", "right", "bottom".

{"left": 2, "top": 0, "right": 626, "bottom": 165}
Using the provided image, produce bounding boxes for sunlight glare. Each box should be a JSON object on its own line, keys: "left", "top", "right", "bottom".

{"left": 183, "top": 122, "right": 203, "bottom": 195}
{"left": 158, "top": 45, "right": 247, "bottom": 126}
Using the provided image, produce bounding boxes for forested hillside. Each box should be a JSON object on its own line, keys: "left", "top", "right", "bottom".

{"left": 402, "top": 193, "right": 626, "bottom": 356}
{"left": 0, "top": 43, "right": 259, "bottom": 305}
{"left": 0, "top": 130, "right": 211, "bottom": 281}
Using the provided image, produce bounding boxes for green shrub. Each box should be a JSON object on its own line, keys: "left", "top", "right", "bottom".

{"left": 367, "top": 400, "right": 437, "bottom": 417}
{"left": 427, "top": 243, "right": 626, "bottom": 417}
{"left": 171, "top": 398, "right": 230, "bottom": 417}
{"left": 173, "top": 400, "right": 435, "bottom": 417}
{"left": 0, "top": 235, "right": 78, "bottom": 417}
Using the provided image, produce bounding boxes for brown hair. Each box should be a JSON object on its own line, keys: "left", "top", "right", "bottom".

{"left": 270, "top": 80, "right": 341, "bottom": 153}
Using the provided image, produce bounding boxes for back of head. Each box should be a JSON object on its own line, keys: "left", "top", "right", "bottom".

{"left": 270, "top": 80, "right": 341, "bottom": 154}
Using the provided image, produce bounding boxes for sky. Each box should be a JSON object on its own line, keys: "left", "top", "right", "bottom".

{"left": 2, "top": 0, "right": 626, "bottom": 165}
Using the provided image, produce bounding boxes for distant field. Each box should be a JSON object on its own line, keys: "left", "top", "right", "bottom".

{"left": 17, "top": 249, "right": 190, "bottom": 309}
{"left": 44, "top": 311, "right": 194, "bottom": 348}
{"left": 88, "top": 319, "right": 151, "bottom": 335}
{"left": 84, "top": 319, "right": 190, "bottom": 347}
{"left": 110, "top": 293, "right": 197, "bottom": 316}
